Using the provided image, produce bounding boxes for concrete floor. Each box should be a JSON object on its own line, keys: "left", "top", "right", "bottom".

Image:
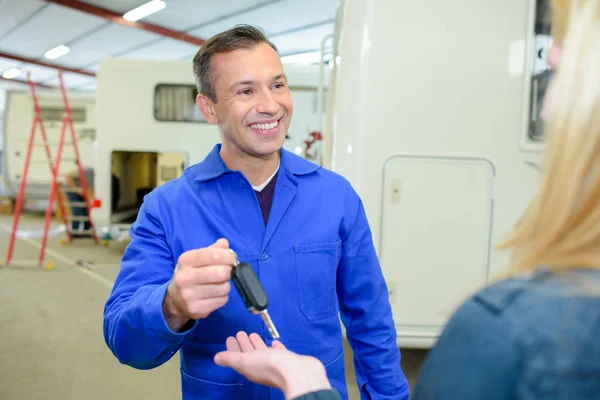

{"left": 0, "top": 211, "right": 428, "bottom": 400}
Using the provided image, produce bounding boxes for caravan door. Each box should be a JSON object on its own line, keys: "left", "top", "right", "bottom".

{"left": 156, "top": 152, "right": 187, "bottom": 187}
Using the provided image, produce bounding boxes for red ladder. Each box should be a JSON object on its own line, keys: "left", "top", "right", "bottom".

{"left": 4, "top": 71, "right": 99, "bottom": 268}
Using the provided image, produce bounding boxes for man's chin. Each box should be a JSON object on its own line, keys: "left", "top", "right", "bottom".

{"left": 253, "top": 140, "right": 285, "bottom": 159}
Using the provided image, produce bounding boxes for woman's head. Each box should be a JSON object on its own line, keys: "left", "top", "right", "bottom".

{"left": 498, "top": 0, "right": 600, "bottom": 273}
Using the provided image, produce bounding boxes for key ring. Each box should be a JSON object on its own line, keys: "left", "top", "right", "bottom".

{"left": 228, "top": 248, "right": 240, "bottom": 267}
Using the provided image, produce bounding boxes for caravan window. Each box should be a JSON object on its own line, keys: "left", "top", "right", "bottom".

{"left": 528, "top": 0, "right": 552, "bottom": 142}
{"left": 154, "top": 84, "right": 206, "bottom": 123}
{"left": 40, "top": 107, "right": 86, "bottom": 122}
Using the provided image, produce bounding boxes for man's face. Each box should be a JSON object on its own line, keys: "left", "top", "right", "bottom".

{"left": 198, "top": 42, "right": 293, "bottom": 160}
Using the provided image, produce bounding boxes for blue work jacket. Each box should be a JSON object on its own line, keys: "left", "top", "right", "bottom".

{"left": 103, "top": 144, "right": 409, "bottom": 400}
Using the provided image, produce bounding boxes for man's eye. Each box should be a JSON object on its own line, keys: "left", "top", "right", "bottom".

{"left": 272, "top": 83, "right": 285, "bottom": 89}
{"left": 239, "top": 89, "right": 252, "bottom": 95}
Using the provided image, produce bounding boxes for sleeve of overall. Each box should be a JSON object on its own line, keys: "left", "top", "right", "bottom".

{"left": 337, "top": 189, "right": 409, "bottom": 400}
{"left": 411, "top": 297, "right": 519, "bottom": 400}
{"left": 103, "top": 192, "right": 197, "bottom": 369}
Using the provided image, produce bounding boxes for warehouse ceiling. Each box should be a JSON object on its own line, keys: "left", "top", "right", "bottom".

{"left": 0, "top": 0, "right": 340, "bottom": 92}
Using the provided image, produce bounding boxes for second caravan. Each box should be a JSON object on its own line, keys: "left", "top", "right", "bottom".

{"left": 93, "top": 57, "right": 328, "bottom": 227}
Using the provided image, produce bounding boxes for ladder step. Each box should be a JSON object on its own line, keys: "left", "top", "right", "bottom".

{"left": 28, "top": 160, "right": 54, "bottom": 165}
{"left": 23, "top": 178, "right": 65, "bottom": 185}
{"left": 66, "top": 216, "right": 90, "bottom": 221}
{"left": 33, "top": 142, "right": 73, "bottom": 147}
{"left": 25, "top": 157, "right": 76, "bottom": 163}
{"left": 63, "top": 202, "right": 88, "bottom": 207}
{"left": 67, "top": 229, "right": 96, "bottom": 236}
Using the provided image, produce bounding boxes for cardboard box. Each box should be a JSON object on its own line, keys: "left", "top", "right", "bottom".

{"left": 0, "top": 197, "right": 14, "bottom": 214}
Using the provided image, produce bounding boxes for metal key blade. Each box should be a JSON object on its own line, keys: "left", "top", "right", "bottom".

{"left": 259, "top": 310, "right": 280, "bottom": 340}
{"left": 229, "top": 254, "right": 281, "bottom": 340}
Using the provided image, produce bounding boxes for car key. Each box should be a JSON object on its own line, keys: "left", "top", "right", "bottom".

{"left": 230, "top": 256, "right": 280, "bottom": 340}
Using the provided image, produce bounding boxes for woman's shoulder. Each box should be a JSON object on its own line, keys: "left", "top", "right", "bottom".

{"left": 468, "top": 267, "right": 600, "bottom": 317}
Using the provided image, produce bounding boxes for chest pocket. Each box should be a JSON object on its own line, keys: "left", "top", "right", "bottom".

{"left": 294, "top": 241, "right": 342, "bottom": 321}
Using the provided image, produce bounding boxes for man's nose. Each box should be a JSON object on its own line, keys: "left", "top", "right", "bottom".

{"left": 255, "top": 89, "right": 278, "bottom": 115}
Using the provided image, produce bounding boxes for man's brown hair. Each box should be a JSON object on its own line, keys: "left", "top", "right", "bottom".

{"left": 192, "top": 24, "right": 278, "bottom": 103}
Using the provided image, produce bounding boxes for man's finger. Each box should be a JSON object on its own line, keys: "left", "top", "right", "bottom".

{"left": 188, "top": 295, "right": 229, "bottom": 318}
{"left": 179, "top": 247, "right": 237, "bottom": 267}
{"left": 182, "top": 281, "right": 230, "bottom": 299}
{"left": 188, "top": 265, "right": 232, "bottom": 284}
{"left": 249, "top": 333, "right": 268, "bottom": 350}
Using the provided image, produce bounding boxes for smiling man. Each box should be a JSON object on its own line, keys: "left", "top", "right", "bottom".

{"left": 103, "top": 25, "right": 408, "bottom": 400}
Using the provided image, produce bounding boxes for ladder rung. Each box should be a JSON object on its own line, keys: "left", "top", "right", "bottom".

{"left": 32, "top": 158, "right": 76, "bottom": 163}
{"left": 33, "top": 142, "right": 73, "bottom": 147}
{"left": 28, "top": 160, "right": 53, "bottom": 164}
{"left": 64, "top": 202, "right": 87, "bottom": 207}
{"left": 23, "top": 179, "right": 64, "bottom": 185}
{"left": 67, "top": 216, "right": 90, "bottom": 221}
{"left": 68, "top": 229, "right": 96, "bottom": 235}
{"left": 62, "top": 187, "right": 81, "bottom": 192}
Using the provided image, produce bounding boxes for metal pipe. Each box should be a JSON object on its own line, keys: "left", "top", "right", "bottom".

{"left": 318, "top": 34, "right": 334, "bottom": 133}
{"left": 44, "top": 0, "right": 206, "bottom": 46}
{"left": 0, "top": 76, "right": 56, "bottom": 88}
{"left": 0, "top": 51, "right": 95, "bottom": 77}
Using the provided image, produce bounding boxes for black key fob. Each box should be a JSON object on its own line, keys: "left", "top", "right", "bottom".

{"left": 231, "top": 262, "right": 268, "bottom": 313}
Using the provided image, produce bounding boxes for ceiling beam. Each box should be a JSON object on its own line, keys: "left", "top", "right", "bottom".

{"left": 0, "top": 51, "right": 96, "bottom": 77}
{"left": 0, "top": 76, "right": 56, "bottom": 89}
{"left": 44, "top": 0, "right": 206, "bottom": 47}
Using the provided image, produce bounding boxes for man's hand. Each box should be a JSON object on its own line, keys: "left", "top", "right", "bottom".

{"left": 214, "top": 332, "right": 332, "bottom": 400}
{"left": 162, "top": 238, "right": 237, "bottom": 331}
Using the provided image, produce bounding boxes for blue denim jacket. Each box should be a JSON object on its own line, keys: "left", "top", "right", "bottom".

{"left": 413, "top": 267, "right": 600, "bottom": 399}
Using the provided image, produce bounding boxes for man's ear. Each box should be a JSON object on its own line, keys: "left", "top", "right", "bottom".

{"left": 196, "top": 94, "right": 218, "bottom": 125}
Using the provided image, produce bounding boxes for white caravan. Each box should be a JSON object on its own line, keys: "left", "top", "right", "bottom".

{"left": 2, "top": 89, "right": 96, "bottom": 200}
{"left": 92, "top": 57, "right": 328, "bottom": 228}
{"left": 326, "top": 0, "right": 549, "bottom": 347}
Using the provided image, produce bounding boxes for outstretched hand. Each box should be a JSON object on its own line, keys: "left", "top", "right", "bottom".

{"left": 214, "top": 332, "right": 332, "bottom": 400}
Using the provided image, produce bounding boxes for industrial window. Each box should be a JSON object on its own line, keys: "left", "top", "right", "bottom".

{"left": 39, "top": 107, "right": 86, "bottom": 122}
{"left": 528, "top": 0, "right": 552, "bottom": 142}
{"left": 154, "top": 84, "right": 206, "bottom": 123}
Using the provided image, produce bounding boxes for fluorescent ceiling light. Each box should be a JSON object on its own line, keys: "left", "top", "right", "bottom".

{"left": 2, "top": 68, "right": 20, "bottom": 79}
{"left": 123, "top": 0, "right": 166, "bottom": 22}
{"left": 44, "top": 45, "right": 70, "bottom": 60}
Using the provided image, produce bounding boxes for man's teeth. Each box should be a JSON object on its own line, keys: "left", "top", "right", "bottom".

{"left": 250, "top": 120, "right": 278, "bottom": 130}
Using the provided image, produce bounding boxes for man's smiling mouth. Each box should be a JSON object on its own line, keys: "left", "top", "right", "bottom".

{"left": 248, "top": 118, "right": 282, "bottom": 133}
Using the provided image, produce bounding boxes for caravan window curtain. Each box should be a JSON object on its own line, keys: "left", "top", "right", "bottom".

{"left": 154, "top": 84, "right": 206, "bottom": 123}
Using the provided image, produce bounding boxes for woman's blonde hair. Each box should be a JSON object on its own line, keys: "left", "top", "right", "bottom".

{"left": 496, "top": 0, "right": 600, "bottom": 274}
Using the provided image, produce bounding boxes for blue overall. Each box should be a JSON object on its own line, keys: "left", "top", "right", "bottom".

{"left": 103, "top": 144, "right": 409, "bottom": 399}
